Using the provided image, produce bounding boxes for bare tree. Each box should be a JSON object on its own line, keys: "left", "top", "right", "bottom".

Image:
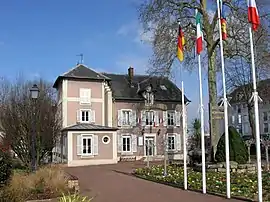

{"left": 0, "top": 77, "right": 61, "bottom": 168}
{"left": 138, "top": 0, "right": 270, "bottom": 157}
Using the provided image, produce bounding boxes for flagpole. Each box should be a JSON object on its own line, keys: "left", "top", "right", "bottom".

{"left": 181, "top": 79, "right": 188, "bottom": 190}
{"left": 249, "top": 25, "right": 263, "bottom": 202}
{"left": 198, "top": 54, "right": 206, "bottom": 194}
{"left": 217, "top": 0, "right": 231, "bottom": 198}
{"left": 177, "top": 20, "right": 188, "bottom": 190}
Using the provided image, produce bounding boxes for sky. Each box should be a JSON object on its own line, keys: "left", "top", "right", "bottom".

{"left": 0, "top": 0, "right": 211, "bottom": 129}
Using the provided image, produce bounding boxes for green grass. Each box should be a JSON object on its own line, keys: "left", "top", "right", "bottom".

{"left": 134, "top": 165, "right": 270, "bottom": 201}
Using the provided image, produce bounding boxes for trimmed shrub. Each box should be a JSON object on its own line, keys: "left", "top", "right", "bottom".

{"left": 0, "top": 149, "right": 13, "bottom": 186}
{"left": 215, "top": 126, "right": 248, "bottom": 164}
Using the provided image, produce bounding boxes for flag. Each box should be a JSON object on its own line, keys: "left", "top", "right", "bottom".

{"left": 196, "top": 10, "right": 203, "bottom": 54}
{"left": 220, "top": 0, "right": 227, "bottom": 40}
{"left": 177, "top": 24, "right": 185, "bottom": 61}
{"left": 248, "top": 0, "right": 260, "bottom": 31}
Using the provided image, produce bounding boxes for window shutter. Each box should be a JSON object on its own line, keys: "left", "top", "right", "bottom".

{"left": 163, "top": 111, "right": 167, "bottom": 126}
{"left": 118, "top": 110, "right": 122, "bottom": 126}
{"left": 131, "top": 111, "right": 137, "bottom": 126}
{"left": 93, "top": 135, "right": 98, "bottom": 155}
{"left": 91, "top": 110, "right": 95, "bottom": 123}
{"left": 154, "top": 111, "right": 159, "bottom": 126}
{"left": 176, "top": 111, "right": 181, "bottom": 126}
{"left": 141, "top": 111, "right": 146, "bottom": 126}
{"left": 164, "top": 134, "right": 168, "bottom": 152}
{"left": 76, "top": 110, "right": 80, "bottom": 122}
{"left": 176, "top": 134, "right": 181, "bottom": 151}
{"left": 117, "top": 134, "right": 122, "bottom": 152}
{"left": 77, "top": 135, "right": 82, "bottom": 155}
{"left": 131, "top": 134, "right": 137, "bottom": 152}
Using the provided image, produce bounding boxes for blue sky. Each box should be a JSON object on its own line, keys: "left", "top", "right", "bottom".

{"left": 0, "top": 0, "right": 210, "bottom": 128}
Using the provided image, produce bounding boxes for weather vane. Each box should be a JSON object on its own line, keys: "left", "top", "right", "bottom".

{"left": 76, "top": 53, "right": 84, "bottom": 64}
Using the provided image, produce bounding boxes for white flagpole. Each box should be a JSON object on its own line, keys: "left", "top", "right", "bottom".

{"left": 181, "top": 80, "right": 188, "bottom": 190}
{"left": 248, "top": 25, "right": 263, "bottom": 202}
{"left": 216, "top": 0, "right": 231, "bottom": 198}
{"left": 198, "top": 54, "right": 206, "bottom": 194}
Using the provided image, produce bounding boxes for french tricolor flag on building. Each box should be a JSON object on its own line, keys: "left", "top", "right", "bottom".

{"left": 248, "top": 0, "right": 260, "bottom": 31}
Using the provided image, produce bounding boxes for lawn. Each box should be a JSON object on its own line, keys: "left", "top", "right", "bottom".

{"left": 134, "top": 165, "right": 270, "bottom": 201}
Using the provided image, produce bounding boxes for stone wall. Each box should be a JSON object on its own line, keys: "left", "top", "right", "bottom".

{"left": 194, "top": 161, "right": 256, "bottom": 173}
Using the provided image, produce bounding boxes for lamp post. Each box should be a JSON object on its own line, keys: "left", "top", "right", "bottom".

{"left": 30, "top": 84, "right": 39, "bottom": 172}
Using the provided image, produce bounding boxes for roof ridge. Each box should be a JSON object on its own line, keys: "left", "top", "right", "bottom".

{"left": 61, "top": 64, "right": 81, "bottom": 76}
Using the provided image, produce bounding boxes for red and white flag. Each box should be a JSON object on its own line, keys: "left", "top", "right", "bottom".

{"left": 248, "top": 0, "right": 260, "bottom": 31}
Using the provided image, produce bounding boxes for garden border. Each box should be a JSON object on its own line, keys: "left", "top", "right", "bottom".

{"left": 132, "top": 173, "right": 255, "bottom": 202}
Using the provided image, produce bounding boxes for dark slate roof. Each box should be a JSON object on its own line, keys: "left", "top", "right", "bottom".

{"left": 53, "top": 64, "right": 190, "bottom": 103}
{"left": 53, "top": 64, "right": 110, "bottom": 88}
{"left": 229, "top": 79, "right": 270, "bottom": 104}
{"left": 62, "top": 123, "right": 118, "bottom": 131}
{"left": 102, "top": 73, "right": 190, "bottom": 104}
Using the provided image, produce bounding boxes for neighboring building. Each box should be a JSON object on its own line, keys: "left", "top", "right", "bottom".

{"left": 225, "top": 79, "right": 270, "bottom": 137}
{"left": 53, "top": 64, "right": 190, "bottom": 167}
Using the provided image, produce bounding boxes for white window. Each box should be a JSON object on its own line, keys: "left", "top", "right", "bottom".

{"left": 118, "top": 110, "right": 136, "bottom": 127}
{"left": 160, "top": 85, "right": 167, "bottom": 90}
{"left": 167, "top": 135, "right": 175, "bottom": 150}
{"left": 263, "top": 112, "right": 268, "bottom": 122}
{"left": 80, "top": 88, "right": 91, "bottom": 104}
{"left": 82, "top": 136, "right": 92, "bottom": 155}
{"left": 145, "top": 92, "right": 154, "bottom": 106}
{"left": 122, "top": 110, "right": 131, "bottom": 126}
{"left": 76, "top": 134, "right": 98, "bottom": 156}
{"left": 122, "top": 136, "right": 131, "bottom": 152}
{"left": 80, "top": 110, "right": 91, "bottom": 123}
{"left": 167, "top": 111, "right": 175, "bottom": 126}
{"left": 263, "top": 123, "right": 269, "bottom": 133}
{"left": 238, "top": 114, "right": 242, "bottom": 124}
{"left": 145, "top": 111, "right": 155, "bottom": 126}
{"left": 231, "top": 115, "right": 235, "bottom": 124}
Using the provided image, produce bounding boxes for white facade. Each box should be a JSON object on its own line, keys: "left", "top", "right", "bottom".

{"left": 227, "top": 102, "right": 270, "bottom": 137}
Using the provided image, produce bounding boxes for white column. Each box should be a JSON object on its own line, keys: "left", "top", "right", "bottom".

{"left": 67, "top": 131, "right": 73, "bottom": 167}
{"left": 107, "top": 91, "right": 113, "bottom": 127}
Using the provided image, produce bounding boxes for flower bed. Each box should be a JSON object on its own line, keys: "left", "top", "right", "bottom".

{"left": 134, "top": 165, "right": 270, "bottom": 201}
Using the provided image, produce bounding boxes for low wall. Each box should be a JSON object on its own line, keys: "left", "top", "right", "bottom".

{"left": 194, "top": 162, "right": 256, "bottom": 173}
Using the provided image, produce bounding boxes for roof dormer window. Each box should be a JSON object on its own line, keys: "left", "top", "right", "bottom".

{"left": 160, "top": 85, "right": 167, "bottom": 90}
{"left": 145, "top": 91, "right": 154, "bottom": 106}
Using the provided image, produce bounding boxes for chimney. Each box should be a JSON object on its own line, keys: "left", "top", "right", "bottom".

{"left": 128, "top": 66, "right": 134, "bottom": 87}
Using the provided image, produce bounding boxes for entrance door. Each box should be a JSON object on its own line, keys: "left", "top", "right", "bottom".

{"left": 145, "top": 137, "right": 155, "bottom": 156}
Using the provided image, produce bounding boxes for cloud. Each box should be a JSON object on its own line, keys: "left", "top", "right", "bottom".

{"left": 116, "top": 21, "right": 154, "bottom": 45}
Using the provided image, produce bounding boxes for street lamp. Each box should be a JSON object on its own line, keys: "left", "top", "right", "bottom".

{"left": 30, "top": 84, "right": 39, "bottom": 171}
{"left": 30, "top": 84, "right": 39, "bottom": 99}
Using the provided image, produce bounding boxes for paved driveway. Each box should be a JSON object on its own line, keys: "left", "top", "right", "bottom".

{"left": 65, "top": 162, "right": 241, "bottom": 202}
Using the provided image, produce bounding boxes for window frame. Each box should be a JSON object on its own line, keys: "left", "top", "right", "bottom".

{"left": 145, "top": 110, "right": 155, "bottom": 126}
{"left": 167, "top": 111, "right": 176, "bottom": 126}
{"left": 145, "top": 91, "right": 154, "bottom": 106}
{"left": 121, "top": 109, "right": 132, "bottom": 126}
{"left": 81, "top": 135, "right": 93, "bottom": 156}
{"left": 167, "top": 134, "right": 176, "bottom": 151}
{"left": 263, "top": 123, "right": 269, "bottom": 133}
{"left": 122, "top": 135, "right": 131, "bottom": 152}
{"left": 80, "top": 88, "right": 91, "bottom": 105}
{"left": 80, "top": 109, "right": 91, "bottom": 123}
